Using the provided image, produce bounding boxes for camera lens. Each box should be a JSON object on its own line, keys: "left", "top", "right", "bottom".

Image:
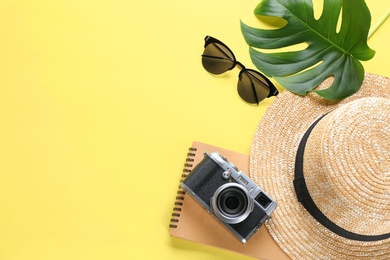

{"left": 226, "top": 197, "right": 239, "bottom": 209}
{"left": 212, "top": 183, "right": 254, "bottom": 224}
{"left": 218, "top": 188, "right": 247, "bottom": 217}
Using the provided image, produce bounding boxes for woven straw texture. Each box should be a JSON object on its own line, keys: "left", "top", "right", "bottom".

{"left": 250, "top": 73, "right": 390, "bottom": 259}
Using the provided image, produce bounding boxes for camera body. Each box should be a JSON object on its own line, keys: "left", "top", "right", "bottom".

{"left": 181, "top": 152, "right": 277, "bottom": 243}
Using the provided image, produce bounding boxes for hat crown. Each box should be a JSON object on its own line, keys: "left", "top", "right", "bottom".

{"left": 304, "top": 98, "right": 390, "bottom": 236}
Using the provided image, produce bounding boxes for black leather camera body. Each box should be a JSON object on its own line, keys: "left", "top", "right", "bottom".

{"left": 181, "top": 152, "right": 277, "bottom": 243}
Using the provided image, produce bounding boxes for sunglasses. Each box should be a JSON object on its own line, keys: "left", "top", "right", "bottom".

{"left": 202, "top": 35, "right": 278, "bottom": 104}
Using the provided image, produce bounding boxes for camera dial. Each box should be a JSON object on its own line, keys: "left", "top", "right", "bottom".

{"left": 222, "top": 170, "right": 231, "bottom": 179}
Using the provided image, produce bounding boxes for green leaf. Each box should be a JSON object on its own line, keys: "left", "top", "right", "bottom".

{"left": 241, "top": 0, "right": 375, "bottom": 100}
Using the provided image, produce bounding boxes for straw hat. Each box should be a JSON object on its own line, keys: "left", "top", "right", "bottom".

{"left": 250, "top": 73, "right": 390, "bottom": 259}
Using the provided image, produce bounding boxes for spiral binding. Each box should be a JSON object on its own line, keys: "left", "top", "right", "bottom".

{"left": 169, "top": 147, "right": 197, "bottom": 228}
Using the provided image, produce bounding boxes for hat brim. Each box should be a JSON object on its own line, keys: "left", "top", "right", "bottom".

{"left": 250, "top": 73, "right": 390, "bottom": 259}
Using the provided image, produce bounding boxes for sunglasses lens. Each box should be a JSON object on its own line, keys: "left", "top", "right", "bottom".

{"left": 238, "top": 70, "right": 270, "bottom": 104}
{"left": 202, "top": 43, "right": 235, "bottom": 74}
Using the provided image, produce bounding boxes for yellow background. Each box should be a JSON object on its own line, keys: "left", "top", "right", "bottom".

{"left": 0, "top": 0, "right": 388, "bottom": 259}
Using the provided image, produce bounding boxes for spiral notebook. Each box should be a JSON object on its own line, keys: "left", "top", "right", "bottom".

{"left": 169, "top": 141, "right": 289, "bottom": 260}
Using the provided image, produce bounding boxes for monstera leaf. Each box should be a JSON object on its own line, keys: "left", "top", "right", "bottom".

{"left": 241, "top": 0, "right": 375, "bottom": 100}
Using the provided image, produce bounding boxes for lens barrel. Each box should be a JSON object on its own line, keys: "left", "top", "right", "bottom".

{"left": 212, "top": 183, "right": 254, "bottom": 224}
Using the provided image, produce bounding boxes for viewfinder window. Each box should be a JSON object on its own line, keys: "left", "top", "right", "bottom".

{"left": 255, "top": 193, "right": 272, "bottom": 208}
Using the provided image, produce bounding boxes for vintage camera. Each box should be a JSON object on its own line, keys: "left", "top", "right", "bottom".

{"left": 181, "top": 152, "right": 277, "bottom": 243}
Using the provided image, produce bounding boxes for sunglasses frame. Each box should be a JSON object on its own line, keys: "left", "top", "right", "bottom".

{"left": 202, "top": 35, "right": 279, "bottom": 104}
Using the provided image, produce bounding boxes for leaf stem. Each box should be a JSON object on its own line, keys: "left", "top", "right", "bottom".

{"left": 368, "top": 9, "right": 390, "bottom": 39}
